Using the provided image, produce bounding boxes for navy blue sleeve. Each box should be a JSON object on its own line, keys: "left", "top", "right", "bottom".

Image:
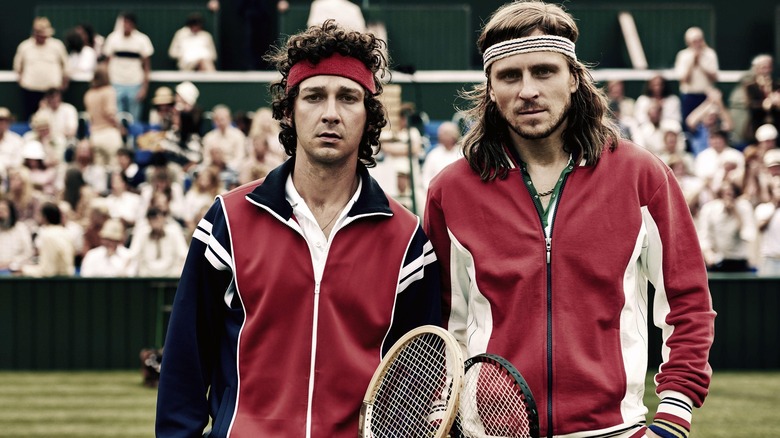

{"left": 156, "top": 200, "right": 234, "bottom": 437}
{"left": 382, "top": 225, "right": 442, "bottom": 356}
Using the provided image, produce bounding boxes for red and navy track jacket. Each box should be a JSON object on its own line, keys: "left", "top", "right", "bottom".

{"left": 156, "top": 159, "right": 441, "bottom": 437}
{"left": 424, "top": 140, "right": 715, "bottom": 437}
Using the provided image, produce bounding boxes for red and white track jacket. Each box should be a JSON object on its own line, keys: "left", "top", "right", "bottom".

{"left": 157, "top": 160, "right": 441, "bottom": 437}
{"left": 424, "top": 140, "right": 715, "bottom": 437}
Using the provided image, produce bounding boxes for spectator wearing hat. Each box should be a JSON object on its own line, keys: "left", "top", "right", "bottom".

{"left": 13, "top": 17, "right": 69, "bottom": 121}
{"left": 79, "top": 218, "right": 135, "bottom": 277}
{"left": 102, "top": 12, "right": 154, "bottom": 123}
{"left": 148, "top": 86, "right": 175, "bottom": 129}
{"left": 84, "top": 65, "right": 123, "bottom": 167}
{"left": 19, "top": 202, "right": 75, "bottom": 277}
{"left": 0, "top": 107, "right": 24, "bottom": 171}
{"left": 168, "top": 12, "right": 217, "bottom": 72}
{"left": 754, "top": 123, "right": 778, "bottom": 154}
{"left": 21, "top": 140, "right": 59, "bottom": 196}
{"left": 24, "top": 109, "right": 68, "bottom": 169}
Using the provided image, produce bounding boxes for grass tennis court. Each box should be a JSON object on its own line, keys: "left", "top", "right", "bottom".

{"left": 0, "top": 370, "right": 777, "bottom": 437}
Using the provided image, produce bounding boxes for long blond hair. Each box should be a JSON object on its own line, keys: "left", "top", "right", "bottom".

{"left": 462, "top": 1, "right": 619, "bottom": 181}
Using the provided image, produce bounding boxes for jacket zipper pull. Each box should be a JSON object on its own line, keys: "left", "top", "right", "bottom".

{"left": 546, "top": 237, "right": 552, "bottom": 264}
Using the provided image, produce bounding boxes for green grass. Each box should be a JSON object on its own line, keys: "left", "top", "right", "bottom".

{"left": 0, "top": 370, "right": 778, "bottom": 437}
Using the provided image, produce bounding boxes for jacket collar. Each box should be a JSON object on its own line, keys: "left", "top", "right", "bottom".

{"left": 245, "top": 158, "right": 393, "bottom": 220}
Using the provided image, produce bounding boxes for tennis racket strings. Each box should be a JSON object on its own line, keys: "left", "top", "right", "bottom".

{"left": 362, "top": 329, "right": 462, "bottom": 438}
{"left": 455, "top": 354, "right": 539, "bottom": 438}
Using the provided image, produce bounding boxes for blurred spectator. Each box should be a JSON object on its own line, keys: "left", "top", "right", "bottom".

{"left": 248, "top": 106, "right": 285, "bottom": 162}
{"left": 694, "top": 129, "right": 744, "bottom": 193}
{"left": 13, "top": 17, "right": 69, "bottom": 121}
{"left": 20, "top": 202, "right": 75, "bottom": 277}
{"left": 207, "top": 0, "right": 289, "bottom": 70}
{"left": 64, "top": 27, "right": 98, "bottom": 79}
{"left": 0, "top": 107, "right": 24, "bottom": 171}
{"left": 755, "top": 174, "right": 780, "bottom": 275}
{"left": 308, "top": 0, "right": 366, "bottom": 32}
{"left": 633, "top": 73, "right": 682, "bottom": 128}
{"left": 421, "top": 121, "right": 462, "bottom": 190}
{"left": 633, "top": 104, "right": 682, "bottom": 156}
{"left": 57, "top": 201, "right": 85, "bottom": 263}
{"left": 238, "top": 133, "right": 284, "bottom": 185}
{"left": 685, "top": 87, "right": 733, "bottom": 156}
{"left": 754, "top": 123, "right": 778, "bottom": 155}
{"left": 36, "top": 88, "right": 78, "bottom": 145}
{"left": 105, "top": 171, "right": 143, "bottom": 229}
{"left": 740, "top": 145, "right": 772, "bottom": 207}
{"left": 0, "top": 199, "right": 34, "bottom": 274}
{"left": 605, "top": 79, "right": 637, "bottom": 139}
{"left": 667, "top": 153, "right": 705, "bottom": 216}
{"left": 5, "top": 166, "right": 44, "bottom": 232}
{"left": 148, "top": 86, "right": 176, "bottom": 129}
{"left": 182, "top": 165, "right": 223, "bottom": 230}
{"left": 202, "top": 105, "right": 246, "bottom": 169}
{"left": 84, "top": 65, "right": 123, "bottom": 167}
{"left": 74, "top": 23, "right": 104, "bottom": 62}
{"left": 139, "top": 166, "right": 186, "bottom": 224}
{"left": 168, "top": 12, "right": 217, "bottom": 72}
{"left": 23, "top": 112, "right": 67, "bottom": 167}
{"left": 80, "top": 198, "right": 110, "bottom": 254}
{"left": 80, "top": 218, "right": 135, "bottom": 277}
{"left": 102, "top": 12, "right": 154, "bottom": 123}
{"left": 657, "top": 121, "right": 693, "bottom": 169}
{"left": 743, "top": 54, "right": 780, "bottom": 144}
{"left": 116, "top": 147, "right": 145, "bottom": 190}
{"left": 128, "top": 206, "right": 188, "bottom": 277}
{"left": 378, "top": 103, "right": 424, "bottom": 202}
{"left": 69, "top": 140, "right": 109, "bottom": 196}
{"left": 203, "top": 144, "right": 240, "bottom": 190}
{"left": 697, "top": 179, "right": 756, "bottom": 272}
{"left": 674, "top": 27, "right": 719, "bottom": 131}
{"left": 21, "top": 140, "right": 60, "bottom": 197}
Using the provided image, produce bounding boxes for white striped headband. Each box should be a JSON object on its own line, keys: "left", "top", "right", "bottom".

{"left": 482, "top": 35, "right": 577, "bottom": 72}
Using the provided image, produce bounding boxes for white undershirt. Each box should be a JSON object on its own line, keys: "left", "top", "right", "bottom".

{"left": 284, "top": 174, "right": 362, "bottom": 279}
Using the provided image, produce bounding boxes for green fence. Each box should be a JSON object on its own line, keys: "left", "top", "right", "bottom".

{"left": 0, "top": 275, "right": 778, "bottom": 370}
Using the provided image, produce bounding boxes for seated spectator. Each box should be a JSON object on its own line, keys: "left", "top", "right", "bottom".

{"left": 685, "top": 87, "right": 733, "bottom": 156}
{"left": 57, "top": 201, "right": 85, "bottom": 263}
{"left": 697, "top": 179, "right": 757, "bottom": 272}
{"left": 754, "top": 123, "right": 778, "bottom": 158}
{"left": 657, "top": 120, "right": 694, "bottom": 170}
{"left": 739, "top": 145, "right": 772, "bottom": 207}
{"left": 69, "top": 139, "right": 109, "bottom": 196}
{"left": 182, "top": 165, "right": 223, "bottom": 229}
{"left": 148, "top": 86, "right": 175, "bottom": 130}
{"left": 0, "top": 107, "right": 24, "bottom": 171}
{"left": 238, "top": 134, "right": 284, "bottom": 185}
{"left": 633, "top": 73, "right": 682, "bottom": 127}
{"left": 247, "top": 106, "right": 286, "bottom": 163}
{"left": 35, "top": 88, "right": 78, "bottom": 147}
{"left": 5, "top": 166, "right": 45, "bottom": 233}
{"left": 667, "top": 154, "right": 705, "bottom": 216}
{"left": 633, "top": 104, "right": 683, "bottom": 156}
{"left": 105, "top": 171, "right": 143, "bottom": 229}
{"left": 19, "top": 202, "right": 75, "bottom": 277}
{"left": 421, "top": 121, "right": 462, "bottom": 190}
{"left": 0, "top": 199, "right": 34, "bottom": 274}
{"left": 80, "top": 218, "right": 135, "bottom": 277}
{"left": 80, "top": 198, "right": 110, "bottom": 256}
{"left": 202, "top": 105, "right": 246, "bottom": 169}
{"left": 21, "top": 140, "right": 60, "bottom": 197}
{"left": 139, "top": 165, "right": 186, "bottom": 224}
{"left": 755, "top": 174, "right": 780, "bottom": 276}
{"left": 23, "top": 112, "right": 67, "bottom": 168}
{"left": 694, "top": 129, "right": 745, "bottom": 192}
{"left": 116, "top": 147, "right": 145, "bottom": 190}
{"left": 128, "top": 207, "right": 188, "bottom": 277}
{"left": 743, "top": 54, "right": 780, "bottom": 143}
{"left": 168, "top": 12, "right": 217, "bottom": 72}
{"left": 203, "top": 144, "right": 239, "bottom": 190}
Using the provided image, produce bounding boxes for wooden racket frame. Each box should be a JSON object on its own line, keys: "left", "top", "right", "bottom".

{"left": 359, "top": 325, "right": 465, "bottom": 438}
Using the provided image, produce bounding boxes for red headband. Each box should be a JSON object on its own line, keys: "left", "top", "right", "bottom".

{"left": 286, "top": 52, "right": 377, "bottom": 94}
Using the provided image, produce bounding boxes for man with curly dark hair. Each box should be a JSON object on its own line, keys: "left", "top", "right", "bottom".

{"left": 156, "top": 20, "right": 441, "bottom": 437}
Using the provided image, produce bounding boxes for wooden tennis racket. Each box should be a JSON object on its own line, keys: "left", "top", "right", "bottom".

{"left": 358, "top": 325, "right": 464, "bottom": 438}
{"left": 453, "top": 353, "right": 540, "bottom": 438}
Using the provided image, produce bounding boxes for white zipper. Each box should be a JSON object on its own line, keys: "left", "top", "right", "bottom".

{"left": 305, "top": 280, "right": 322, "bottom": 438}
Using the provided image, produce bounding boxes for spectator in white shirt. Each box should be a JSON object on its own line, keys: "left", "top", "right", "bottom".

{"left": 128, "top": 207, "right": 188, "bottom": 277}
{"left": 168, "top": 12, "right": 217, "bottom": 71}
{"left": 674, "top": 27, "right": 719, "bottom": 132}
{"left": 202, "top": 105, "right": 246, "bottom": 169}
{"left": 421, "top": 121, "right": 462, "bottom": 190}
{"left": 79, "top": 218, "right": 135, "bottom": 277}
{"left": 0, "top": 107, "right": 24, "bottom": 171}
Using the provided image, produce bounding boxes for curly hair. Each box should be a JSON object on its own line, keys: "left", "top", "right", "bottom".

{"left": 265, "top": 20, "right": 388, "bottom": 167}
{"left": 461, "top": 1, "right": 620, "bottom": 181}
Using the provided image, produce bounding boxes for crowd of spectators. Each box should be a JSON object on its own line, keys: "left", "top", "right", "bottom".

{"left": 2, "top": 15, "right": 780, "bottom": 278}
